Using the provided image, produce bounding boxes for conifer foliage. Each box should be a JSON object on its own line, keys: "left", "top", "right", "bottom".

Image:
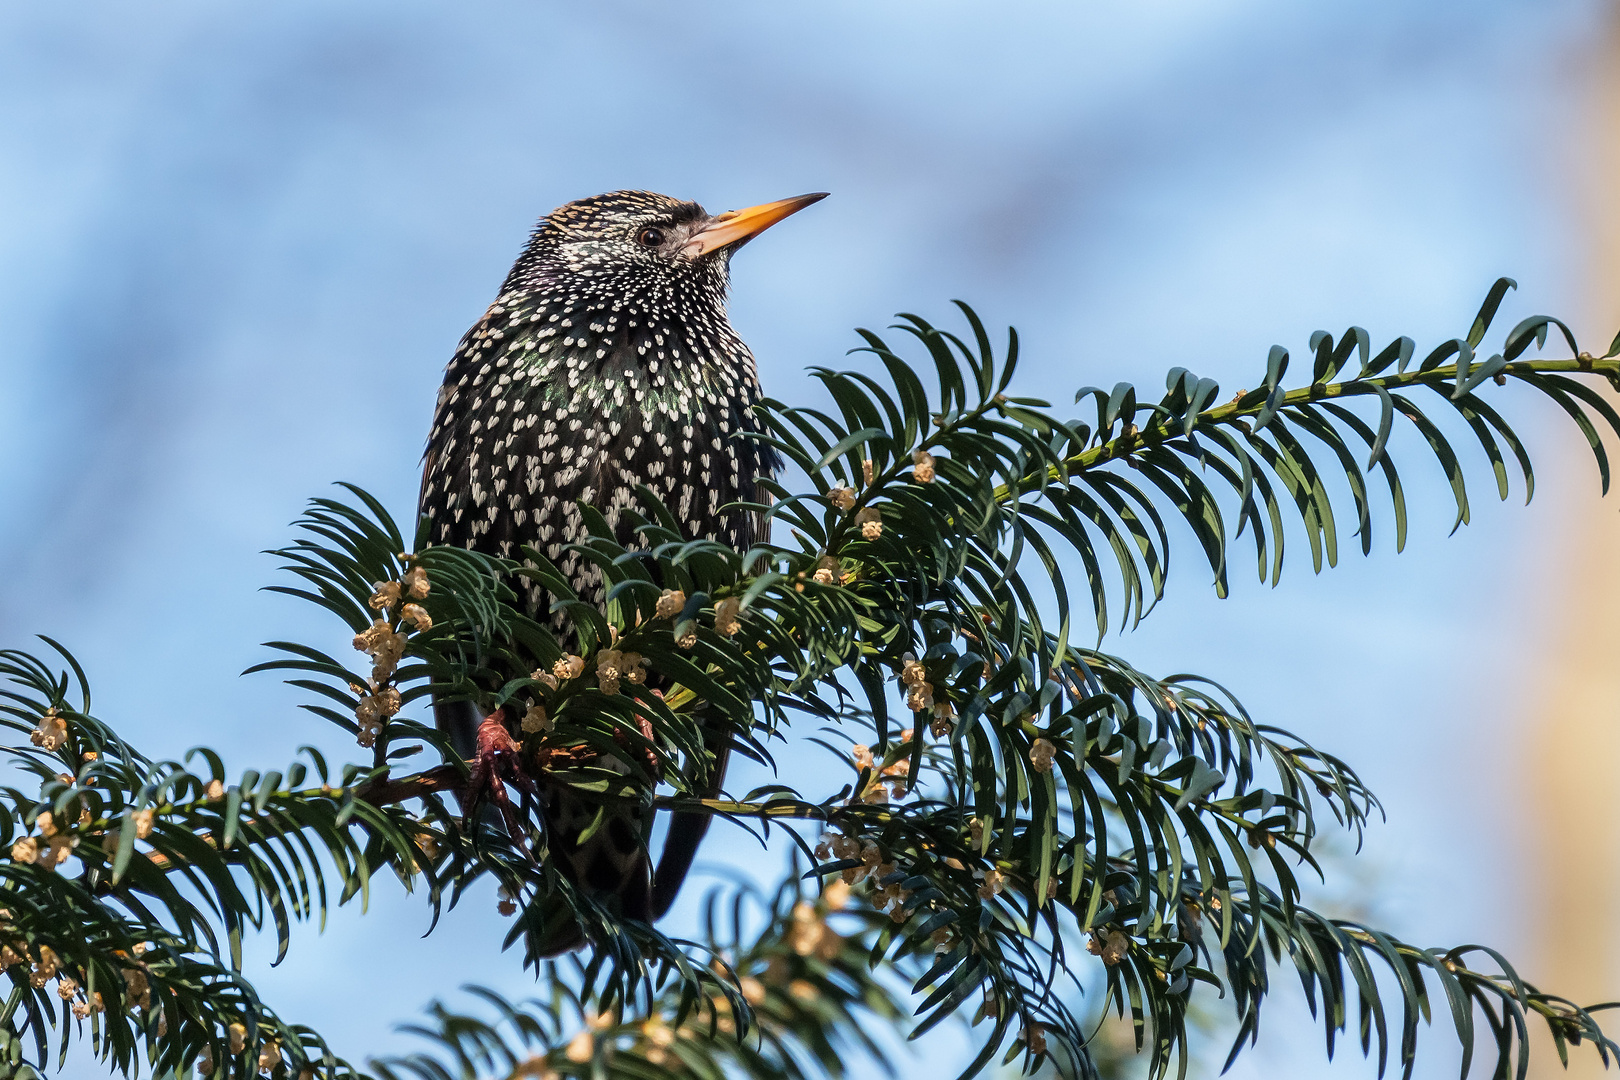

{"left": 3, "top": 280, "right": 1619, "bottom": 1079}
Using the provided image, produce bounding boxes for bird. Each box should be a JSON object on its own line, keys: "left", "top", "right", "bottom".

{"left": 418, "top": 189, "right": 825, "bottom": 946}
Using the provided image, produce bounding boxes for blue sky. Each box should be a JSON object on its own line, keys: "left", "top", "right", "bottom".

{"left": 0, "top": 2, "right": 1613, "bottom": 1076}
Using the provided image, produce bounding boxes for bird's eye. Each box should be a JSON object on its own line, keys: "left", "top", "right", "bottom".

{"left": 637, "top": 227, "right": 666, "bottom": 248}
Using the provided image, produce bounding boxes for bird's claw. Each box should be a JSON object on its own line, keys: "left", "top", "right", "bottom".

{"left": 611, "top": 713, "right": 662, "bottom": 781}
{"left": 463, "top": 707, "right": 540, "bottom": 860}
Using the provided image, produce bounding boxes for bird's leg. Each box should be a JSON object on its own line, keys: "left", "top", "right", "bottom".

{"left": 612, "top": 689, "right": 663, "bottom": 780}
{"left": 463, "top": 707, "right": 540, "bottom": 859}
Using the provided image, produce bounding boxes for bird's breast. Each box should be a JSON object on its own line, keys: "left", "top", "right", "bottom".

{"left": 420, "top": 297, "right": 777, "bottom": 609}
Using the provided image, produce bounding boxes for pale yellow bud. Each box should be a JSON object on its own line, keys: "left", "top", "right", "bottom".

{"left": 403, "top": 564, "right": 430, "bottom": 599}
{"left": 122, "top": 967, "right": 150, "bottom": 1008}
{"left": 1087, "top": 928, "right": 1130, "bottom": 966}
{"left": 257, "top": 1038, "right": 282, "bottom": 1074}
{"left": 29, "top": 945, "right": 59, "bottom": 988}
{"left": 977, "top": 867, "right": 1005, "bottom": 901}
{"left": 368, "top": 581, "right": 402, "bottom": 611}
{"left": 898, "top": 656, "right": 927, "bottom": 686}
{"left": 596, "top": 649, "right": 623, "bottom": 694}
{"left": 401, "top": 603, "right": 432, "bottom": 632}
{"left": 520, "top": 703, "right": 551, "bottom": 735}
{"left": 912, "top": 450, "right": 936, "bottom": 483}
{"left": 1029, "top": 738, "right": 1057, "bottom": 774}
{"left": 30, "top": 711, "right": 68, "bottom": 752}
{"left": 714, "top": 596, "right": 743, "bottom": 637}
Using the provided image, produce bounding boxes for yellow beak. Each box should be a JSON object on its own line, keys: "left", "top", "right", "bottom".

{"left": 682, "top": 192, "right": 828, "bottom": 258}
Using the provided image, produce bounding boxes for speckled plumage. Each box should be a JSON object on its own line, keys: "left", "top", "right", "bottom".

{"left": 418, "top": 190, "right": 815, "bottom": 939}
{"left": 420, "top": 191, "right": 780, "bottom": 612}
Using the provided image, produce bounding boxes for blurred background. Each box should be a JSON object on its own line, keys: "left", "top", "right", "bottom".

{"left": 2, "top": 1, "right": 1618, "bottom": 1076}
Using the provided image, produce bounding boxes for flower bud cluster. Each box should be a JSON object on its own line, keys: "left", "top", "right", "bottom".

{"left": 856, "top": 507, "right": 883, "bottom": 539}
{"left": 975, "top": 866, "right": 1005, "bottom": 901}
{"left": 850, "top": 738, "right": 913, "bottom": 803}
{"left": 521, "top": 667, "right": 560, "bottom": 736}
{"left": 30, "top": 709, "right": 68, "bottom": 752}
{"left": 873, "top": 867, "right": 913, "bottom": 923}
{"left": 257, "top": 1038, "right": 283, "bottom": 1075}
{"left": 595, "top": 649, "right": 648, "bottom": 694}
{"left": 713, "top": 596, "right": 743, "bottom": 637}
{"left": 899, "top": 653, "right": 934, "bottom": 712}
{"left": 1086, "top": 928, "right": 1130, "bottom": 966}
{"left": 5, "top": 924, "right": 112, "bottom": 1021}
{"left": 353, "top": 621, "right": 408, "bottom": 684}
{"left": 818, "top": 832, "right": 875, "bottom": 885}
{"left": 12, "top": 811, "right": 77, "bottom": 869}
{"left": 368, "top": 581, "right": 401, "bottom": 610}
{"left": 352, "top": 686, "right": 401, "bottom": 748}
{"left": 1029, "top": 737, "right": 1057, "bottom": 774}
{"left": 814, "top": 833, "right": 914, "bottom": 921}
{"left": 912, "top": 450, "right": 936, "bottom": 483}
{"left": 521, "top": 702, "right": 551, "bottom": 735}
{"left": 347, "top": 564, "right": 432, "bottom": 748}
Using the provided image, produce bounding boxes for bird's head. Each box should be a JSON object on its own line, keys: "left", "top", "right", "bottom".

{"left": 506, "top": 189, "right": 827, "bottom": 302}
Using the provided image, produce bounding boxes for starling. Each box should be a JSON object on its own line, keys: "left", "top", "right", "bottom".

{"left": 419, "top": 189, "right": 825, "bottom": 942}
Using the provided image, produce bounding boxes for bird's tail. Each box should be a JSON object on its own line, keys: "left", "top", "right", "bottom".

{"left": 439, "top": 696, "right": 652, "bottom": 953}
{"left": 542, "top": 774, "right": 654, "bottom": 912}
{"left": 436, "top": 697, "right": 730, "bottom": 956}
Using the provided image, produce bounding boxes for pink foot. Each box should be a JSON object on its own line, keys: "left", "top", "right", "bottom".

{"left": 464, "top": 708, "right": 539, "bottom": 859}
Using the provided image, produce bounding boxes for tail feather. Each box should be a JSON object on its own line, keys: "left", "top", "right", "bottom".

{"left": 545, "top": 781, "right": 652, "bottom": 919}
{"left": 435, "top": 697, "right": 725, "bottom": 955}
{"left": 650, "top": 738, "right": 730, "bottom": 919}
